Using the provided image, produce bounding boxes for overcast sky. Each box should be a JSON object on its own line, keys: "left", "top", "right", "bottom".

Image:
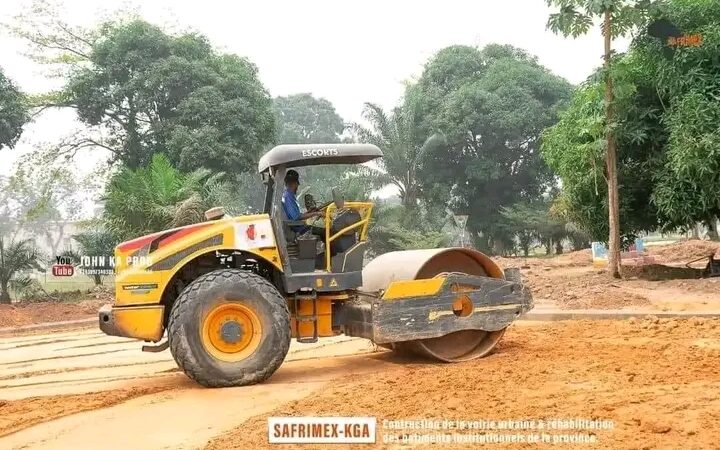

{"left": 0, "top": 0, "right": 629, "bottom": 178}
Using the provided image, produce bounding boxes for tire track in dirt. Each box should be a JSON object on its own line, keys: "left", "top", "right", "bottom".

{"left": 0, "top": 359, "right": 172, "bottom": 382}
{"left": 0, "top": 336, "right": 113, "bottom": 351}
{"left": 58, "top": 340, "right": 135, "bottom": 350}
{"left": 0, "top": 348, "right": 131, "bottom": 367}
{"left": 0, "top": 381, "right": 181, "bottom": 437}
{"left": 0, "top": 341, "right": 387, "bottom": 450}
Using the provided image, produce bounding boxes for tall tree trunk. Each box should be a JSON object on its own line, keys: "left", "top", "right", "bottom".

{"left": 0, "top": 282, "right": 10, "bottom": 304}
{"left": 0, "top": 237, "right": 8, "bottom": 304}
{"left": 691, "top": 223, "right": 700, "bottom": 239}
{"left": 604, "top": 10, "right": 622, "bottom": 279}
{"left": 706, "top": 217, "right": 719, "bottom": 241}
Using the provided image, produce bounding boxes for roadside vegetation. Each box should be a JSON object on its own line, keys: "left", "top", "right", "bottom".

{"left": 1, "top": 0, "right": 719, "bottom": 302}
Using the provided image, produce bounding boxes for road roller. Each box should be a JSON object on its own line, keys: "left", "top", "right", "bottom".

{"left": 99, "top": 144, "right": 533, "bottom": 387}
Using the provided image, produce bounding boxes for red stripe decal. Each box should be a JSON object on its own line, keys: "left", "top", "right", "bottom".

{"left": 117, "top": 233, "right": 162, "bottom": 252}
{"left": 157, "top": 223, "right": 212, "bottom": 249}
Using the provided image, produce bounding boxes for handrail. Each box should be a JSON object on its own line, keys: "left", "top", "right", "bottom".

{"left": 323, "top": 201, "right": 373, "bottom": 271}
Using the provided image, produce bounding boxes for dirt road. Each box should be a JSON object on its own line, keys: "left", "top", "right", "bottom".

{"left": 2, "top": 318, "right": 719, "bottom": 450}
{"left": 0, "top": 329, "right": 379, "bottom": 449}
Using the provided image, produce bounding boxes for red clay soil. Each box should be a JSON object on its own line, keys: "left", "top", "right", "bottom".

{"left": 495, "top": 241, "right": 720, "bottom": 310}
{"left": 0, "top": 300, "right": 104, "bottom": 328}
{"left": 496, "top": 254, "right": 653, "bottom": 309}
{"left": 649, "top": 240, "right": 720, "bottom": 264}
{"left": 0, "top": 385, "right": 174, "bottom": 437}
{"left": 206, "top": 319, "right": 720, "bottom": 450}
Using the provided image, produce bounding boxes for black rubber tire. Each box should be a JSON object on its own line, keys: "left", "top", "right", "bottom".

{"left": 167, "top": 269, "right": 290, "bottom": 387}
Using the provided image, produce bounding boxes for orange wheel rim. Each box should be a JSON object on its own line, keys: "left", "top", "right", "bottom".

{"left": 201, "top": 302, "right": 263, "bottom": 362}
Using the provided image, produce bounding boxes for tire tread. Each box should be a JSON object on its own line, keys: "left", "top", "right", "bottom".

{"left": 167, "top": 269, "right": 290, "bottom": 387}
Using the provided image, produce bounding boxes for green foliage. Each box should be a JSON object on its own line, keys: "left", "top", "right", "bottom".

{"left": 274, "top": 93, "right": 345, "bottom": 144}
{"left": 61, "top": 20, "right": 275, "bottom": 173}
{"left": 0, "top": 156, "right": 86, "bottom": 257}
{"left": 542, "top": 74, "right": 662, "bottom": 242}
{"left": 0, "top": 237, "right": 44, "bottom": 303}
{"left": 352, "top": 103, "right": 442, "bottom": 207}
{"left": 500, "top": 202, "right": 553, "bottom": 256}
{"left": 545, "top": 0, "right": 657, "bottom": 38}
{"left": 545, "top": 0, "right": 720, "bottom": 240}
{"left": 0, "top": 69, "right": 29, "bottom": 149}
{"left": 103, "top": 153, "right": 231, "bottom": 239}
{"left": 405, "top": 44, "right": 573, "bottom": 252}
{"left": 367, "top": 202, "right": 451, "bottom": 256}
{"left": 644, "top": 0, "right": 720, "bottom": 232}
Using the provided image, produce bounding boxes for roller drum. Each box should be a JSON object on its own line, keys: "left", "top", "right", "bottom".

{"left": 362, "top": 248, "right": 508, "bottom": 362}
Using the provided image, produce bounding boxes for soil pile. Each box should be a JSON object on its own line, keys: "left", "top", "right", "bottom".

{"left": 649, "top": 240, "right": 719, "bottom": 264}
{"left": 0, "top": 299, "right": 104, "bottom": 328}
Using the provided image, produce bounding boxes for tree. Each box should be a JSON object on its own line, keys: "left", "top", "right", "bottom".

{"left": 542, "top": 72, "right": 662, "bottom": 245}
{"left": 103, "top": 153, "right": 232, "bottom": 239}
{"left": 546, "top": 0, "right": 657, "bottom": 277}
{"left": 544, "top": 0, "right": 720, "bottom": 244}
{"left": 70, "top": 228, "right": 119, "bottom": 286}
{"left": 499, "top": 203, "right": 540, "bottom": 256}
{"left": 14, "top": 13, "right": 275, "bottom": 173}
{"left": 499, "top": 199, "right": 575, "bottom": 256}
{"left": 0, "top": 156, "right": 85, "bottom": 256}
{"left": 404, "top": 44, "right": 572, "bottom": 252}
{"left": 0, "top": 237, "right": 43, "bottom": 303}
{"left": 274, "top": 94, "right": 345, "bottom": 144}
{"left": 643, "top": 0, "right": 720, "bottom": 238}
{"left": 0, "top": 69, "right": 29, "bottom": 149}
{"left": 352, "top": 103, "right": 445, "bottom": 208}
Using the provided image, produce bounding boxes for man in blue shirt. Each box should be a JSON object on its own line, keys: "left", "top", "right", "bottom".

{"left": 282, "top": 170, "right": 322, "bottom": 233}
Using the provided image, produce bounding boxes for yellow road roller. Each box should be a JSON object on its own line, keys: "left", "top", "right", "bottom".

{"left": 99, "top": 144, "right": 533, "bottom": 387}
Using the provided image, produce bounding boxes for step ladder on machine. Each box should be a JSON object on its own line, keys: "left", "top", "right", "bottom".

{"left": 293, "top": 291, "right": 318, "bottom": 343}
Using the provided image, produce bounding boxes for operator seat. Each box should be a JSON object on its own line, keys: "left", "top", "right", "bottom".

{"left": 281, "top": 208, "right": 318, "bottom": 273}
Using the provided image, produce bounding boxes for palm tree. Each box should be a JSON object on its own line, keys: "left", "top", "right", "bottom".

{"left": 103, "top": 153, "right": 233, "bottom": 239}
{"left": 352, "top": 103, "right": 445, "bottom": 208}
{"left": 0, "top": 237, "right": 43, "bottom": 304}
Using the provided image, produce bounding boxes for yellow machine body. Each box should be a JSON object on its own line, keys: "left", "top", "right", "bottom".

{"left": 101, "top": 214, "right": 282, "bottom": 341}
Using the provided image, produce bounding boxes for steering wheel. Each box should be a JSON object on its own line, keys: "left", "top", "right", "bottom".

{"left": 304, "top": 194, "right": 333, "bottom": 213}
{"left": 304, "top": 189, "right": 344, "bottom": 214}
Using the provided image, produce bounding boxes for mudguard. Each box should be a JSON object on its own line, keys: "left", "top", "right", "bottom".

{"left": 342, "top": 273, "right": 533, "bottom": 344}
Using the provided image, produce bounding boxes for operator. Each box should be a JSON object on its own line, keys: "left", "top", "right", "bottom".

{"left": 281, "top": 169, "right": 358, "bottom": 259}
{"left": 282, "top": 169, "right": 322, "bottom": 234}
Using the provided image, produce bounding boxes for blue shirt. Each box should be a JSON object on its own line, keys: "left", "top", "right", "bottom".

{"left": 282, "top": 188, "right": 308, "bottom": 233}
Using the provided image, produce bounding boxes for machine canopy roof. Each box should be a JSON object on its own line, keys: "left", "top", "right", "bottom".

{"left": 258, "top": 144, "right": 383, "bottom": 173}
